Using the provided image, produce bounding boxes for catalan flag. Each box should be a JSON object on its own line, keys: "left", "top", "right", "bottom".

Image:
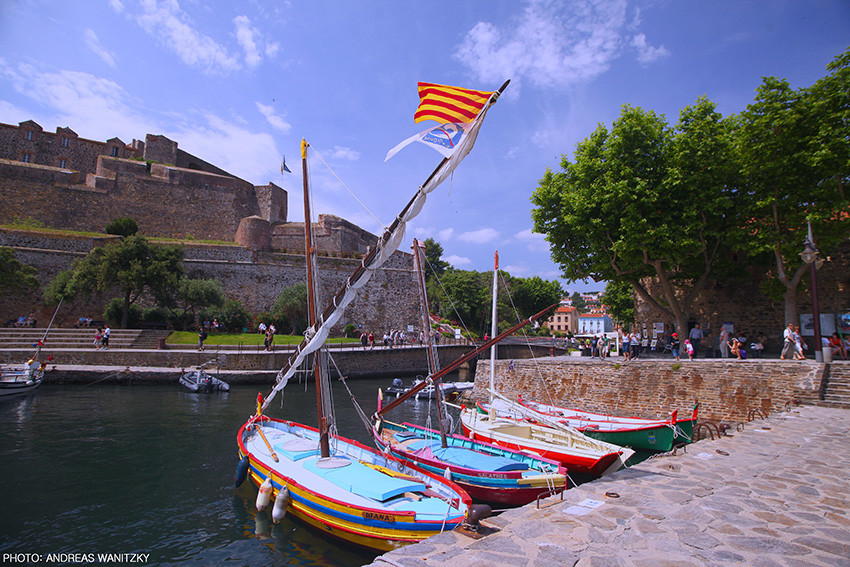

{"left": 414, "top": 82, "right": 495, "bottom": 124}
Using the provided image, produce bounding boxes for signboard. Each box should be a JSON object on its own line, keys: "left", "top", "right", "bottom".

{"left": 838, "top": 314, "right": 850, "bottom": 335}
{"left": 800, "top": 313, "right": 836, "bottom": 337}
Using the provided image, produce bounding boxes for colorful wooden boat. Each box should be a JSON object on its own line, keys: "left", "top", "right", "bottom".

{"left": 482, "top": 397, "right": 682, "bottom": 452}
{"left": 460, "top": 399, "right": 634, "bottom": 477}
{"left": 516, "top": 397, "right": 699, "bottom": 450}
{"left": 374, "top": 418, "right": 567, "bottom": 507}
{"left": 236, "top": 82, "right": 509, "bottom": 552}
{"left": 238, "top": 416, "right": 472, "bottom": 552}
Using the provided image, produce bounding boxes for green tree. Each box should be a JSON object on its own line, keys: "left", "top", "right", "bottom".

{"left": 427, "top": 269, "right": 490, "bottom": 333}
{"left": 734, "top": 54, "right": 850, "bottom": 325}
{"left": 500, "top": 275, "right": 562, "bottom": 326}
{"left": 210, "top": 299, "right": 252, "bottom": 333}
{"left": 569, "top": 291, "right": 586, "bottom": 312}
{"left": 56, "top": 235, "right": 183, "bottom": 328}
{"left": 105, "top": 217, "right": 139, "bottom": 237}
{"left": 176, "top": 277, "right": 225, "bottom": 328}
{"left": 532, "top": 99, "right": 738, "bottom": 335}
{"left": 272, "top": 282, "right": 308, "bottom": 334}
{"left": 422, "top": 238, "right": 450, "bottom": 280}
{"left": 0, "top": 247, "right": 38, "bottom": 294}
{"left": 603, "top": 280, "right": 635, "bottom": 326}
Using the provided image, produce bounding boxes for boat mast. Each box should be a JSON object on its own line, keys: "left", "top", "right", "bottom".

{"left": 412, "top": 238, "right": 448, "bottom": 447}
{"left": 301, "top": 139, "right": 330, "bottom": 459}
{"left": 489, "top": 251, "right": 498, "bottom": 404}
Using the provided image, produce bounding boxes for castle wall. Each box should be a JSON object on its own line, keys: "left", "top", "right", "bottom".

{"left": 0, "top": 121, "right": 138, "bottom": 174}
{"left": 0, "top": 157, "right": 262, "bottom": 241}
{"left": 271, "top": 214, "right": 378, "bottom": 256}
{"left": 0, "top": 229, "right": 420, "bottom": 335}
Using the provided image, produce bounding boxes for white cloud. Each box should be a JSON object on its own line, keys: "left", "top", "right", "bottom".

{"left": 256, "top": 102, "right": 291, "bottom": 133}
{"left": 456, "top": 0, "right": 668, "bottom": 92}
{"left": 172, "top": 114, "right": 279, "bottom": 182}
{"left": 329, "top": 146, "right": 360, "bottom": 161}
{"left": 234, "top": 15, "right": 262, "bottom": 67}
{"left": 631, "top": 33, "right": 669, "bottom": 65}
{"left": 458, "top": 228, "right": 499, "bottom": 244}
{"left": 108, "top": 0, "right": 124, "bottom": 13}
{"left": 134, "top": 0, "right": 240, "bottom": 73}
{"left": 445, "top": 255, "right": 472, "bottom": 268}
{"left": 84, "top": 29, "right": 117, "bottom": 68}
{"left": 0, "top": 61, "right": 281, "bottom": 184}
{"left": 515, "top": 228, "right": 550, "bottom": 252}
{"left": 437, "top": 228, "right": 455, "bottom": 242}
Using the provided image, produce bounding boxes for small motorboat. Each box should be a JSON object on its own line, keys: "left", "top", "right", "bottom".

{"left": 386, "top": 377, "right": 472, "bottom": 401}
{"left": 179, "top": 361, "right": 229, "bottom": 393}
{"left": 0, "top": 357, "right": 47, "bottom": 397}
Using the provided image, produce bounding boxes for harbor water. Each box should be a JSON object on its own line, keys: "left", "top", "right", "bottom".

{"left": 0, "top": 377, "right": 458, "bottom": 566}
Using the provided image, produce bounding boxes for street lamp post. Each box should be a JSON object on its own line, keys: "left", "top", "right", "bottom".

{"left": 799, "top": 221, "right": 824, "bottom": 362}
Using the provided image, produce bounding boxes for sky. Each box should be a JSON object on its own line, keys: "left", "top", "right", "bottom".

{"left": 1, "top": 1, "right": 847, "bottom": 295}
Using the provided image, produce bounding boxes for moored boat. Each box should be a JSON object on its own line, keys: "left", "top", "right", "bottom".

{"left": 236, "top": 81, "right": 509, "bottom": 551}
{"left": 491, "top": 397, "right": 686, "bottom": 452}
{"left": 0, "top": 357, "right": 47, "bottom": 397}
{"left": 373, "top": 418, "right": 567, "bottom": 507}
{"left": 179, "top": 361, "right": 230, "bottom": 392}
{"left": 460, "top": 400, "right": 634, "bottom": 477}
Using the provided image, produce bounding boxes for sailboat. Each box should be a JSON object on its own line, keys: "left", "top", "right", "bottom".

{"left": 236, "top": 82, "right": 507, "bottom": 551}
{"left": 371, "top": 241, "right": 567, "bottom": 507}
{"left": 459, "top": 253, "right": 634, "bottom": 477}
{"left": 506, "top": 397, "right": 699, "bottom": 451}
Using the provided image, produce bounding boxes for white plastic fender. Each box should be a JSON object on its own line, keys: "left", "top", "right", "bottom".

{"left": 443, "top": 467, "right": 452, "bottom": 482}
{"left": 272, "top": 487, "right": 290, "bottom": 523}
{"left": 256, "top": 476, "right": 273, "bottom": 511}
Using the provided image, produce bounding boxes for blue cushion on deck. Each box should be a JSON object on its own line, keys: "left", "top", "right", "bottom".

{"left": 303, "top": 457, "right": 426, "bottom": 502}
{"left": 431, "top": 446, "right": 529, "bottom": 472}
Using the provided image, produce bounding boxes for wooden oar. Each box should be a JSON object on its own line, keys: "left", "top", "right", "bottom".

{"left": 254, "top": 424, "right": 279, "bottom": 462}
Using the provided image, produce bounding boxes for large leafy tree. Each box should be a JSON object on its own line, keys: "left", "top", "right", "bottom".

{"left": 176, "top": 277, "right": 225, "bottom": 327}
{"left": 422, "top": 238, "right": 450, "bottom": 280}
{"left": 498, "top": 275, "right": 562, "bottom": 329}
{"left": 734, "top": 51, "right": 850, "bottom": 325}
{"left": 55, "top": 235, "right": 183, "bottom": 328}
{"left": 532, "top": 99, "right": 739, "bottom": 335}
{"left": 0, "top": 247, "right": 38, "bottom": 294}
{"left": 272, "top": 282, "right": 308, "bottom": 334}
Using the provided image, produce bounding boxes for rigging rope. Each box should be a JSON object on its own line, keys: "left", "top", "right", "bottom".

{"left": 310, "top": 144, "right": 387, "bottom": 232}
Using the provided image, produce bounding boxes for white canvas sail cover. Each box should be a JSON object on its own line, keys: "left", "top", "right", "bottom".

{"left": 261, "top": 92, "right": 500, "bottom": 412}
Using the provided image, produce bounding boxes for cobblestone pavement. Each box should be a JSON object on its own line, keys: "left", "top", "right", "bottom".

{"left": 366, "top": 405, "right": 850, "bottom": 567}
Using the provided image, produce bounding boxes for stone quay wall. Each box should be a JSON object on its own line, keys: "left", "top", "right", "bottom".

{"left": 0, "top": 228, "right": 422, "bottom": 336}
{"left": 475, "top": 358, "right": 828, "bottom": 424}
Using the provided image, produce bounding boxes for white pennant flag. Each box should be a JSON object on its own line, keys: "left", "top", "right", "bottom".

{"left": 385, "top": 122, "right": 472, "bottom": 161}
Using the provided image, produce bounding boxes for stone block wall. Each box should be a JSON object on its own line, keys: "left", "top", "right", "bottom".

{"left": 475, "top": 358, "right": 825, "bottom": 424}
{"left": 0, "top": 229, "right": 422, "bottom": 336}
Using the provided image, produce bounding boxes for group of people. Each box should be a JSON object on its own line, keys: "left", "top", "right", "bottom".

{"left": 781, "top": 323, "right": 812, "bottom": 360}
{"left": 359, "top": 328, "right": 428, "bottom": 350}
{"left": 256, "top": 322, "right": 276, "bottom": 351}
{"left": 93, "top": 326, "right": 110, "bottom": 349}
{"left": 14, "top": 313, "right": 36, "bottom": 327}
{"left": 620, "top": 329, "right": 644, "bottom": 360}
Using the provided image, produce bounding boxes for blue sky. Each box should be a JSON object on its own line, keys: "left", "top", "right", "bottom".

{"left": 1, "top": 1, "right": 847, "bottom": 294}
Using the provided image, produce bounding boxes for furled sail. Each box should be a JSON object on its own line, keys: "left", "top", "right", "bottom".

{"left": 260, "top": 81, "right": 508, "bottom": 412}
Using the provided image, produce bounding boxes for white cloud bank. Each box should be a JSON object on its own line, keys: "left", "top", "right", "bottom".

{"left": 455, "top": 0, "right": 668, "bottom": 92}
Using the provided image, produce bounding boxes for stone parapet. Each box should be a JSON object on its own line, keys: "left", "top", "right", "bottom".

{"left": 476, "top": 357, "right": 828, "bottom": 423}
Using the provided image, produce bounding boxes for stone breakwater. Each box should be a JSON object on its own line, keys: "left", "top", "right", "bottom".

{"left": 366, "top": 405, "right": 850, "bottom": 567}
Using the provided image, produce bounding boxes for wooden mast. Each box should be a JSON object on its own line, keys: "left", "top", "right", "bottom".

{"left": 412, "top": 238, "right": 448, "bottom": 447}
{"left": 301, "top": 139, "right": 330, "bottom": 458}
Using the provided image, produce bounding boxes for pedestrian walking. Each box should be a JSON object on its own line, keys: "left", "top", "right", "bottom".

{"left": 689, "top": 324, "right": 704, "bottom": 358}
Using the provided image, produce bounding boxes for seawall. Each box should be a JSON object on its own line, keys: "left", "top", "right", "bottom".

{"left": 475, "top": 357, "right": 843, "bottom": 423}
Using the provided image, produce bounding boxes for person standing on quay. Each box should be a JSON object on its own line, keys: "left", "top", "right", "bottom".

{"left": 670, "top": 332, "right": 680, "bottom": 361}
{"left": 719, "top": 325, "right": 730, "bottom": 358}
{"left": 689, "top": 324, "right": 704, "bottom": 358}
{"left": 197, "top": 326, "right": 207, "bottom": 351}
{"left": 780, "top": 323, "right": 795, "bottom": 360}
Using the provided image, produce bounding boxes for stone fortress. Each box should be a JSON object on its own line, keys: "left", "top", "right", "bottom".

{"left": 0, "top": 120, "right": 420, "bottom": 331}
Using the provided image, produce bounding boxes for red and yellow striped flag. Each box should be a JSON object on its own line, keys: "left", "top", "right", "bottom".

{"left": 414, "top": 82, "right": 495, "bottom": 124}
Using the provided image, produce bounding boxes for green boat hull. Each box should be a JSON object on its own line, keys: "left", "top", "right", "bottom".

{"left": 582, "top": 425, "right": 676, "bottom": 452}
